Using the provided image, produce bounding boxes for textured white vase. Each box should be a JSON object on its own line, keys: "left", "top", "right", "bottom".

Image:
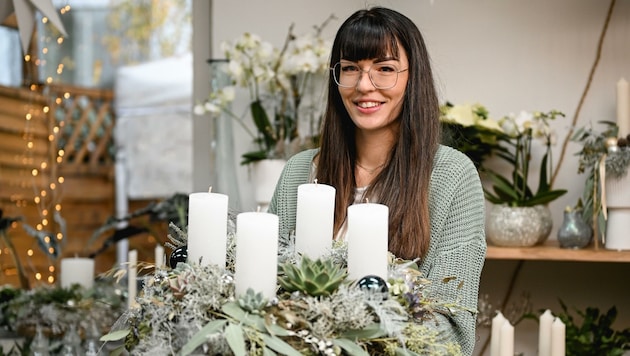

{"left": 252, "top": 159, "right": 286, "bottom": 211}
{"left": 604, "top": 174, "right": 630, "bottom": 250}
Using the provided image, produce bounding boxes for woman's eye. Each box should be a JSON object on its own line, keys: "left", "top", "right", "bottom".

{"left": 376, "top": 65, "right": 396, "bottom": 73}
{"left": 341, "top": 65, "right": 360, "bottom": 72}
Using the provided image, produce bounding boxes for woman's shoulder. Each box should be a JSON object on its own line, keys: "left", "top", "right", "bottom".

{"left": 287, "top": 148, "right": 318, "bottom": 166}
{"left": 434, "top": 144, "right": 477, "bottom": 174}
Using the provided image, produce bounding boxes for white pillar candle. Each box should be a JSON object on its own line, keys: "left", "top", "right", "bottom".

{"left": 551, "top": 317, "right": 566, "bottom": 356}
{"left": 617, "top": 78, "right": 630, "bottom": 137}
{"left": 60, "top": 257, "right": 94, "bottom": 289}
{"left": 346, "top": 202, "right": 389, "bottom": 281}
{"left": 154, "top": 244, "right": 165, "bottom": 268}
{"left": 234, "top": 212, "right": 279, "bottom": 299}
{"left": 187, "top": 190, "right": 229, "bottom": 267}
{"left": 490, "top": 311, "right": 507, "bottom": 356}
{"left": 127, "top": 249, "right": 138, "bottom": 309}
{"left": 295, "top": 182, "right": 336, "bottom": 259}
{"left": 499, "top": 320, "right": 514, "bottom": 356}
{"left": 539, "top": 309, "right": 554, "bottom": 356}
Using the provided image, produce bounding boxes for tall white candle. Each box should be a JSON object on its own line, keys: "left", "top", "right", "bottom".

{"left": 490, "top": 311, "right": 507, "bottom": 356}
{"left": 127, "top": 249, "right": 138, "bottom": 309}
{"left": 539, "top": 309, "right": 554, "bottom": 356}
{"left": 551, "top": 317, "right": 566, "bottom": 356}
{"left": 60, "top": 257, "right": 94, "bottom": 289}
{"left": 154, "top": 244, "right": 165, "bottom": 268}
{"left": 617, "top": 78, "right": 630, "bottom": 137}
{"left": 499, "top": 320, "right": 514, "bottom": 356}
{"left": 295, "top": 182, "right": 336, "bottom": 259}
{"left": 346, "top": 202, "right": 389, "bottom": 281}
{"left": 187, "top": 190, "right": 229, "bottom": 267}
{"left": 234, "top": 212, "right": 279, "bottom": 299}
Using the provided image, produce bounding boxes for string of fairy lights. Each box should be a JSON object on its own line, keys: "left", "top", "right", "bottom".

{"left": 2, "top": 3, "right": 72, "bottom": 285}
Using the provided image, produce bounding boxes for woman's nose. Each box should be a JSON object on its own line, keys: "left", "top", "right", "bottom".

{"left": 355, "top": 71, "right": 375, "bottom": 92}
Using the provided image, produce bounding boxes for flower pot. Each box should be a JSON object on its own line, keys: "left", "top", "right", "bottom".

{"left": 604, "top": 174, "right": 630, "bottom": 250}
{"left": 251, "top": 159, "right": 286, "bottom": 211}
{"left": 557, "top": 210, "right": 593, "bottom": 249}
{"left": 486, "top": 204, "right": 553, "bottom": 247}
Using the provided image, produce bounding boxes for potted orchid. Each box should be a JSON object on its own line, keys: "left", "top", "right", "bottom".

{"left": 483, "top": 109, "right": 567, "bottom": 247}
{"left": 194, "top": 16, "right": 334, "bottom": 165}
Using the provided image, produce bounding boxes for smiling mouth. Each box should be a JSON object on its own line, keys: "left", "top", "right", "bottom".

{"left": 356, "top": 101, "right": 382, "bottom": 108}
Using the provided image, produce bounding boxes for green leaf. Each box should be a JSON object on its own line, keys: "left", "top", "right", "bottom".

{"left": 340, "top": 323, "right": 386, "bottom": 339}
{"left": 222, "top": 301, "right": 247, "bottom": 321}
{"left": 99, "top": 329, "right": 130, "bottom": 342}
{"left": 262, "top": 347, "right": 277, "bottom": 356}
{"left": 108, "top": 346, "right": 126, "bottom": 356}
{"left": 332, "top": 338, "right": 371, "bottom": 356}
{"left": 250, "top": 100, "right": 275, "bottom": 151}
{"left": 266, "top": 322, "right": 293, "bottom": 337}
{"left": 261, "top": 334, "right": 303, "bottom": 356}
{"left": 395, "top": 347, "right": 421, "bottom": 356}
{"left": 180, "top": 320, "right": 227, "bottom": 356}
{"left": 225, "top": 323, "right": 247, "bottom": 356}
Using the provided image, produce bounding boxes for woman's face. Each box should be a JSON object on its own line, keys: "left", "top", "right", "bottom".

{"left": 337, "top": 43, "right": 409, "bottom": 134}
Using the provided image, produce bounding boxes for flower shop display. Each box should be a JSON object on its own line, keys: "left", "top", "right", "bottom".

{"left": 483, "top": 109, "right": 567, "bottom": 247}
{"left": 194, "top": 17, "right": 334, "bottom": 165}
{"left": 572, "top": 121, "right": 630, "bottom": 250}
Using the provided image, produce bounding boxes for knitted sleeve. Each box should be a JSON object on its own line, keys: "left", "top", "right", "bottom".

{"left": 420, "top": 145, "right": 487, "bottom": 355}
{"left": 268, "top": 149, "right": 317, "bottom": 239}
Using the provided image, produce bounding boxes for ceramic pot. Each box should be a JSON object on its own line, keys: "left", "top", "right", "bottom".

{"left": 487, "top": 204, "right": 553, "bottom": 247}
{"left": 557, "top": 210, "right": 593, "bottom": 249}
{"left": 251, "top": 159, "right": 286, "bottom": 211}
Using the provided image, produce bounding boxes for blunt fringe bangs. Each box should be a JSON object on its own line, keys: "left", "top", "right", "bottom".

{"left": 336, "top": 10, "right": 401, "bottom": 62}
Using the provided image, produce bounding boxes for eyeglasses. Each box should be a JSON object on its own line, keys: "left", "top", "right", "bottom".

{"left": 331, "top": 61, "right": 408, "bottom": 89}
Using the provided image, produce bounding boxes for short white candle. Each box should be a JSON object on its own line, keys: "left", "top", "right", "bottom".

{"left": 346, "top": 202, "right": 389, "bottom": 281}
{"left": 539, "top": 309, "right": 554, "bottom": 356}
{"left": 234, "top": 212, "right": 279, "bottom": 299}
{"left": 60, "top": 257, "right": 94, "bottom": 289}
{"left": 551, "top": 317, "right": 566, "bottom": 356}
{"left": 295, "top": 182, "right": 336, "bottom": 259}
{"left": 187, "top": 190, "right": 229, "bottom": 267}
{"left": 499, "top": 320, "right": 514, "bottom": 356}
{"left": 154, "top": 244, "right": 165, "bottom": 268}
{"left": 127, "top": 249, "right": 138, "bottom": 309}
{"left": 490, "top": 311, "right": 507, "bottom": 356}
{"left": 617, "top": 78, "right": 630, "bottom": 136}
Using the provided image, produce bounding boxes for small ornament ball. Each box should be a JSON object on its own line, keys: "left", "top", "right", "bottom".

{"left": 605, "top": 137, "right": 619, "bottom": 153}
{"left": 357, "top": 275, "right": 389, "bottom": 294}
{"left": 169, "top": 245, "right": 188, "bottom": 268}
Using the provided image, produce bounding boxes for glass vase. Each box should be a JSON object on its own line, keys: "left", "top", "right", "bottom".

{"left": 557, "top": 210, "right": 593, "bottom": 249}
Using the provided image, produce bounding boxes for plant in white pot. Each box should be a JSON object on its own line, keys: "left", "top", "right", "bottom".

{"left": 195, "top": 17, "right": 333, "bottom": 209}
{"left": 482, "top": 109, "right": 567, "bottom": 247}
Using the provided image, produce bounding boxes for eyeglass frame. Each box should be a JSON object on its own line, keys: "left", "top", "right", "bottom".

{"left": 330, "top": 61, "right": 409, "bottom": 90}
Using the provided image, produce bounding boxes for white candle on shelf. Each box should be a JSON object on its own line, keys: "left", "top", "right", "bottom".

{"left": 295, "top": 181, "right": 336, "bottom": 259}
{"left": 127, "top": 249, "right": 138, "bottom": 309}
{"left": 490, "top": 311, "right": 507, "bottom": 356}
{"left": 617, "top": 78, "right": 630, "bottom": 137}
{"left": 234, "top": 212, "right": 279, "bottom": 299}
{"left": 551, "top": 317, "right": 566, "bottom": 356}
{"left": 60, "top": 257, "right": 94, "bottom": 289}
{"left": 539, "top": 309, "right": 554, "bottom": 356}
{"left": 154, "top": 244, "right": 165, "bottom": 268}
{"left": 499, "top": 320, "right": 514, "bottom": 356}
{"left": 346, "top": 202, "right": 389, "bottom": 281}
{"left": 187, "top": 188, "right": 229, "bottom": 267}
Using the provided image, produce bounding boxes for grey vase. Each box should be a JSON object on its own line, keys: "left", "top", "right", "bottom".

{"left": 557, "top": 210, "right": 593, "bottom": 249}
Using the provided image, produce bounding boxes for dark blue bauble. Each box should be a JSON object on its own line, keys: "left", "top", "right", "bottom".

{"left": 169, "top": 245, "right": 188, "bottom": 268}
{"left": 357, "top": 275, "right": 388, "bottom": 294}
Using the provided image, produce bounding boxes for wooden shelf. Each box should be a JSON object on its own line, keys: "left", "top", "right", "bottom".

{"left": 485, "top": 241, "right": 630, "bottom": 263}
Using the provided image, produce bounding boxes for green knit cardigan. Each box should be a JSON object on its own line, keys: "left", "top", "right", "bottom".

{"left": 268, "top": 145, "right": 487, "bottom": 355}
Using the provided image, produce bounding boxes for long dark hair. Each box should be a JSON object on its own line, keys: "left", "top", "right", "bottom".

{"left": 316, "top": 7, "right": 440, "bottom": 260}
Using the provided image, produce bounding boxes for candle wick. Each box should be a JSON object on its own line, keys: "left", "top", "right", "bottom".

{"left": 314, "top": 178, "right": 318, "bottom": 185}
{"left": 256, "top": 205, "right": 262, "bottom": 212}
{"left": 208, "top": 186, "right": 213, "bottom": 193}
{"left": 364, "top": 198, "right": 369, "bottom": 204}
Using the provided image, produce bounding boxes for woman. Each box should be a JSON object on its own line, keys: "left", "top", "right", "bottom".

{"left": 269, "top": 7, "right": 486, "bottom": 354}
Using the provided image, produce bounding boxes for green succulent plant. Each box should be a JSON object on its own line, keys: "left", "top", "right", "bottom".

{"left": 278, "top": 256, "right": 347, "bottom": 297}
{"left": 237, "top": 288, "right": 268, "bottom": 314}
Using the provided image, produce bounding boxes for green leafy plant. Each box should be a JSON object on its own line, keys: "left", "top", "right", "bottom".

{"left": 483, "top": 109, "right": 568, "bottom": 207}
{"left": 440, "top": 102, "right": 504, "bottom": 169}
{"left": 557, "top": 300, "right": 630, "bottom": 356}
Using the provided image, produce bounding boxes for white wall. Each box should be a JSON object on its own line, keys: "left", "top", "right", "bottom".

{"left": 193, "top": 0, "right": 630, "bottom": 354}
